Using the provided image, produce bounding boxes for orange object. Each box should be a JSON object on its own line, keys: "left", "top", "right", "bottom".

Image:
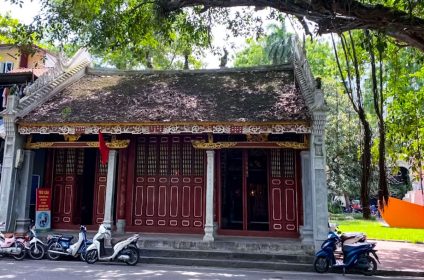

{"left": 380, "top": 197, "right": 424, "bottom": 229}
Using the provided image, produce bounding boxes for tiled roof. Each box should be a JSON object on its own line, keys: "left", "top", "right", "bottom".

{"left": 19, "top": 67, "right": 311, "bottom": 124}
{"left": 9, "top": 68, "right": 49, "bottom": 77}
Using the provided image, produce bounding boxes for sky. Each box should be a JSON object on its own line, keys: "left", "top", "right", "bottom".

{"left": 1, "top": 0, "right": 41, "bottom": 24}
{"left": 0, "top": 0, "right": 303, "bottom": 68}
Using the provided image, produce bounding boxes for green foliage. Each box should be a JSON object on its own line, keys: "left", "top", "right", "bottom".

{"left": 0, "top": 13, "right": 19, "bottom": 44}
{"left": 328, "top": 201, "right": 343, "bottom": 214}
{"left": 233, "top": 38, "right": 269, "bottom": 67}
{"left": 233, "top": 22, "right": 291, "bottom": 67}
{"left": 264, "top": 23, "right": 292, "bottom": 64}
{"left": 0, "top": 13, "right": 40, "bottom": 48}
{"left": 385, "top": 46, "right": 424, "bottom": 181}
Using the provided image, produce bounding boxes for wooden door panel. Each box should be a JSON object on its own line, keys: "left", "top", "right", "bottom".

{"left": 269, "top": 149, "right": 299, "bottom": 235}
{"left": 51, "top": 149, "right": 91, "bottom": 228}
{"left": 52, "top": 176, "right": 76, "bottom": 225}
{"left": 92, "top": 153, "right": 108, "bottom": 225}
{"left": 130, "top": 135, "right": 205, "bottom": 233}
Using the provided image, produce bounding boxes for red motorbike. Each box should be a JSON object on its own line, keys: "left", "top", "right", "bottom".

{"left": 0, "top": 231, "right": 26, "bottom": 260}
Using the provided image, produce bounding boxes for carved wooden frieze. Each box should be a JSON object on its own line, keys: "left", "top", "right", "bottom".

{"left": 18, "top": 123, "right": 311, "bottom": 135}
{"left": 26, "top": 140, "right": 130, "bottom": 149}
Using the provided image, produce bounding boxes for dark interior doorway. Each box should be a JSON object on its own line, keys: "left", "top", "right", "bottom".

{"left": 247, "top": 149, "right": 269, "bottom": 231}
{"left": 220, "top": 149, "right": 269, "bottom": 231}
{"left": 80, "top": 149, "right": 96, "bottom": 225}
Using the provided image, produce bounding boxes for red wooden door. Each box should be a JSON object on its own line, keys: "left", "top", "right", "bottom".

{"left": 93, "top": 157, "right": 108, "bottom": 224}
{"left": 52, "top": 149, "right": 84, "bottom": 228}
{"left": 269, "top": 149, "right": 299, "bottom": 236}
{"left": 129, "top": 135, "right": 205, "bottom": 233}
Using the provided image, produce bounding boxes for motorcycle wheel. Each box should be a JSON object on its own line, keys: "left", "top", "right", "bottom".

{"left": 12, "top": 243, "right": 26, "bottom": 260}
{"left": 314, "top": 256, "right": 329, "bottom": 273}
{"left": 85, "top": 249, "right": 98, "bottom": 264}
{"left": 47, "top": 242, "right": 63, "bottom": 260}
{"left": 362, "top": 256, "right": 377, "bottom": 276}
{"left": 122, "top": 247, "right": 139, "bottom": 266}
{"left": 29, "top": 243, "right": 45, "bottom": 260}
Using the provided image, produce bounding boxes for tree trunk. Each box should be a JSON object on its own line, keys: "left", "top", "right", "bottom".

{"left": 365, "top": 30, "right": 389, "bottom": 208}
{"left": 359, "top": 111, "right": 372, "bottom": 219}
{"left": 378, "top": 122, "right": 389, "bottom": 208}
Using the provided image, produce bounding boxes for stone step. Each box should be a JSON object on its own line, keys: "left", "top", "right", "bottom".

{"left": 140, "top": 248, "right": 314, "bottom": 264}
{"left": 139, "top": 256, "right": 315, "bottom": 272}
{"left": 138, "top": 238, "right": 308, "bottom": 254}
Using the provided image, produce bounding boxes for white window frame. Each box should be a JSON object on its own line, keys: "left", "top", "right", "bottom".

{"left": 1, "top": 62, "right": 14, "bottom": 73}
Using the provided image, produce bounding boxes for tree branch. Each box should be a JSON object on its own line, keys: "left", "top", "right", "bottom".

{"left": 160, "top": 0, "right": 424, "bottom": 51}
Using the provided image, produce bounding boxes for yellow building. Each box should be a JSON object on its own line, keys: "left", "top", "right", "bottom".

{"left": 0, "top": 44, "right": 57, "bottom": 73}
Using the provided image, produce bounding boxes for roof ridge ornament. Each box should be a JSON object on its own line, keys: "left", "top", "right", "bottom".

{"left": 22, "top": 48, "right": 91, "bottom": 97}
{"left": 310, "top": 78, "right": 328, "bottom": 112}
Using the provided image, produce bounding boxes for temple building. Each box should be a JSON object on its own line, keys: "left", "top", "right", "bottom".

{"left": 0, "top": 43, "right": 328, "bottom": 251}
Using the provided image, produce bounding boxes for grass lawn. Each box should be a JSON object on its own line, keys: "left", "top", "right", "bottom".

{"left": 331, "top": 217, "right": 424, "bottom": 243}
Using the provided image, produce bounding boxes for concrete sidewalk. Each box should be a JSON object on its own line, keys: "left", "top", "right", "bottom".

{"left": 372, "top": 239, "right": 424, "bottom": 277}
{"left": 37, "top": 230, "right": 424, "bottom": 277}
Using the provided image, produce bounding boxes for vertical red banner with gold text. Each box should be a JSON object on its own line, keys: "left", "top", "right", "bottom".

{"left": 35, "top": 188, "right": 51, "bottom": 230}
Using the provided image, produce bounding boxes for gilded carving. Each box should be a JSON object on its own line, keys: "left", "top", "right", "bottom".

{"left": 26, "top": 140, "right": 130, "bottom": 149}
{"left": 246, "top": 134, "right": 268, "bottom": 142}
{"left": 63, "top": 134, "right": 81, "bottom": 142}
{"left": 18, "top": 122, "right": 312, "bottom": 135}
{"left": 276, "top": 142, "right": 308, "bottom": 149}
{"left": 26, "top": 142, "right": 55, "bottom": 149}
{"left": 107, "top": 140, "right": 130, "bottom": 149}
{"left": 192, "top": 140, "right": 237, "bottom": 149}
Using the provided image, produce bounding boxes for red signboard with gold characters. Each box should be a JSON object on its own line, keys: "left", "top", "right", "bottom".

{"left": 35, "top": 188, "right": 51, "bottom": 230}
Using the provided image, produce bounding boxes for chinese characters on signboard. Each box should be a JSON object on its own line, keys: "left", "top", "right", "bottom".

{"left": 35, "top": 188, "right": 51, "bottom": 230}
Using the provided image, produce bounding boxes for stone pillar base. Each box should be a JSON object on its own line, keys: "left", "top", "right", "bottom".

{"left": 203, "top": 225, "right": 214, "bottom": 242}
{"left": 116, "top": 219, "right": 126, "bottom": 233}
{"left": 300, "top": 226, "right": 315, "bottom": 254}
{"left": 15, "top": 218, "right": 31, "bottom": 234}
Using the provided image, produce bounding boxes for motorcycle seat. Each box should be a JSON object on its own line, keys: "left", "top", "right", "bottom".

{"left": 340, "top": 232, "right": 363, "bottom": 241}
{"left": 60, "top": 235, "right": 74, "bottom": 241}
{"left": 3, "top": 233, "right": 14, "bottom": 239}
{"left": 343, "top": 242, "right": 370, "bottom": 252}
{"left": 110, "top": 237, "right": 128, "bottom": 247}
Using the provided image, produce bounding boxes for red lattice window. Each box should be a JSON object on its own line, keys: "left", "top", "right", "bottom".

{"left": 271, "top": 150, "right": 281, "bottom": 177}
{"left": 193, "top": 149, "right": 204, "bottom": 176}
{"left": 55, "top": 150, "right": 65, "bottom": 175}
{"left": 182, "top": 138, "right": 192, "bottom": 176}
{"left": 136, "top": 135, "right": 205, "bottom": 177}
{"left": 270, "top": 149, "right": 295, "bottom": 178}
{"left": 65, "top": 149, "right": 76, "bottom": 174}
{"left": 136, "top": 137, "right": 147, "bottom": 176}
{"left": 170, "top": 137, "right": 180, "bottom": 176}
{"left": 77, "top": 149, "right": 85, "bottom": 175}
{"left": 282, "top": 149, "right": 295, "bottom": 178}
{"left": 159, "top": 137, "right": 169, "bottom": 176}
{"left": 147, "top": 137, "right": 158, "bottom": 175}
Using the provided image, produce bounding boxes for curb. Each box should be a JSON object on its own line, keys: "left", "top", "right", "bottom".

{"left": 376, "top": 269, "right": 424, "bottom": 277}
{"left": 140, "top": 256, "right": 424, "bottom": 278}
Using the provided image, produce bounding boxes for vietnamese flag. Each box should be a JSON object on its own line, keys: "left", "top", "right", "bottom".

{"left": 98, "top": 131, "right": 109, "bottom": 165}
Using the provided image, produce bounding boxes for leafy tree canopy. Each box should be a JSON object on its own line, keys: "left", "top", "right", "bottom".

{"left": 5, "top": 0, "right": 424, "bottom": 56}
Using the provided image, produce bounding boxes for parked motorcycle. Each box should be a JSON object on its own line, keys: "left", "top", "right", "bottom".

{"left": 46, "top": 225, "right": 92, "bottom": 261}
{"left": 0, "top": 230, "right": 26, "bottom": 260}
{"left": 85, "top": 224, "right": 139, "bottom": 266}
{"left": 17, "top": 225, "right": 47, "bottom": 259}
{"left": 314, "top": 231, "right": 380, "bottom": 275}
